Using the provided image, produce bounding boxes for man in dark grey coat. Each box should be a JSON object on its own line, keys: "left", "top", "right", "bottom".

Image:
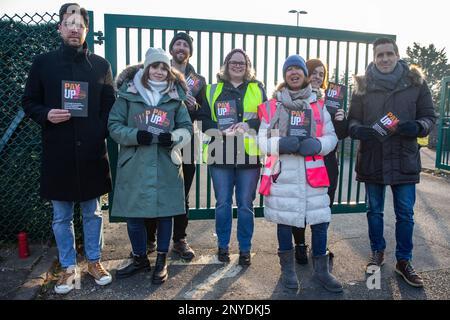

{"left": 348, "top": 38, "right": 437, "bottom": 288}
{"left": 22, "top": 3, "right": 115, "bottom": 294}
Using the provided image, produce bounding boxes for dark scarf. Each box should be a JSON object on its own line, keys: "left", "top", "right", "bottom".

{"left": 367, "top": 59, "right": 408, "bottom": 91}
{"left": 61, "top": 41, "right": 92, "bottom": 68}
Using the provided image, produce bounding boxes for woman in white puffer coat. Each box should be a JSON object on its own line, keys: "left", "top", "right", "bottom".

{"left": 257, "top": 55, "right": 342, "bottom": 293}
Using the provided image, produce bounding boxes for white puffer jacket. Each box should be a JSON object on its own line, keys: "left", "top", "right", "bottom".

{"left": 257, "top": 100, "right": 338, "bottom": 228}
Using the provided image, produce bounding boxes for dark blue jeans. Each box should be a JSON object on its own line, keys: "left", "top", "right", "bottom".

{"left": 209, "top": 166, "right": 260, "bottom": 253}
{"left": 127, "top": 217, "right": 173, "bottom": 255}
{"left": 365, "top": 183, "right": 416, "bottom": 261}
{"left": 277, "top": 222, "right": 329, "bottom": 256}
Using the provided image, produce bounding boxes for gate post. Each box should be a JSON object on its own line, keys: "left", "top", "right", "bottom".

{"left": 436, "top": 77, "right": 450, "bottom": 170}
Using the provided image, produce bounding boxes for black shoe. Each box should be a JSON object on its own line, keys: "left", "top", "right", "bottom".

{"left": 218, "top": 248, "right": 230, "bottom": 263}
{"left": 147, "top": 241, "right": 156, "bottom": 254}
{"left": 152, "top": 253, "right": 168, "bottom": 284}
{"left": 116, "top": 254, "right": 150, "bottom": 279}
{"left": 172, "top": 239, "right": 195, "bottom": 261}
{"left": 295, "top": 244, "right": 308, "bottom": 265}
{"left": 238, "top": 252, "right": 251, "bottom": 266}
{"left": 326, "top": 248, "right": 335, "bottom": 271}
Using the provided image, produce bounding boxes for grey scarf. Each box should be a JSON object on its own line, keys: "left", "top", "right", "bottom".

{"left": 269, "top": 85, "right": 312, "bottom": 137}
{"left": 367, "top": 59, "right": 407, "bottom": 91}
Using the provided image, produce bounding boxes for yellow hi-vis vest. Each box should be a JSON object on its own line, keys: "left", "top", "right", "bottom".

{"left": 202, "top": 82, "right": 263, "bottom": 163}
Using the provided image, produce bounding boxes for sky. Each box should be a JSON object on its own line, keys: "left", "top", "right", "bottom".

{"left": 2, "top": 0, "right": 449, "bottom": 58}
{"left": 2, "top": 0, "right": 449, "bottom": 91}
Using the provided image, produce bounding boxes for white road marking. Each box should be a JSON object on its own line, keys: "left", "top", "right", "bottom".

{"left": 101, "top": 253, "right": 255, "bottom": 300}
{"left": 184, "top": 254, "right": 242, "bottom": 300}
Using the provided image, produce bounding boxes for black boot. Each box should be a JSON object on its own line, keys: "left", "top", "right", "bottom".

{"left": 116, "top": 254, "right": 150, "bottom": 279}
{"left": 152, "top": 253, "right": 168, "bottom": 284}
{"left": 295, "top": 244, "right": 308, "bottom": 265}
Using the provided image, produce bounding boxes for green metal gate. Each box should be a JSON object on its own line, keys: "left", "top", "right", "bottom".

{"left": 436, "top": 77, "right": 450, "bottom": 170}
{"left": 103, "top": 14, "right": 396, "bottom": 220}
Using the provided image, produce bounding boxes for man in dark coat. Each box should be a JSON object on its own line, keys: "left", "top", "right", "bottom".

{"left": 348, "top": 38, "right": 437, "bottom": 288}
{"left": 145, "top": 32, "right": 206, "bottom": 261}
{"left": 22, "top": 3, "right": 115, "bottom": 294}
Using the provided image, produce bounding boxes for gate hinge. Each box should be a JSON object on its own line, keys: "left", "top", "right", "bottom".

{"left": 93, "top": 31, "right": 105, "bottom": 45}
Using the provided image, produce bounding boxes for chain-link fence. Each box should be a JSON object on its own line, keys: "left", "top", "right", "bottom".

{"left": 0, "top": 13, "right": 83, "bottom": 244}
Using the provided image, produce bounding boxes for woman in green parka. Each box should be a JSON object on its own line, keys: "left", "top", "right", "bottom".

{"left": 108, "top": 48, "right": 193, "bottom": 284}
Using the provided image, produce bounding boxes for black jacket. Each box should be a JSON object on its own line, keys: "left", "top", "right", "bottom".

{"left": 197, "top": 80, "right": 267, "bottom": 169}
{"left": 22, "top": 42, "right": 115, "bottom": 201}
{"left": 348, "top": 65, "right": 436, "bottom": 185}
{"left": 183, "top": 63, "right": 206, "bottom": 122}
{"left": 183, "top": 63, "right": 206, "bottom": 165}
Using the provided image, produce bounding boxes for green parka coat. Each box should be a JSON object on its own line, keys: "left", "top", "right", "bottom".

{"left": 108, "top": 65, "right": 193, "bottom": 218}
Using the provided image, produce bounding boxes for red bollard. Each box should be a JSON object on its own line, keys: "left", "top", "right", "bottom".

{"left": 18, "top": 231, "right": 30, "bottom": 259}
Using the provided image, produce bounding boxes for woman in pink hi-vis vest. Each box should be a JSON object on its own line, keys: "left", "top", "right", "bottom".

{"left": 292, "top": 59, "right": 349, "bottom": 265}
{"left": 257, "top": 55, "right": 342, "bottom": 292}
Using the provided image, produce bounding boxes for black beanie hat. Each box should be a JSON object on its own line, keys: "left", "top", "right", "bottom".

{"left": 169, "top": 32, "right": 193, "bottom": 57}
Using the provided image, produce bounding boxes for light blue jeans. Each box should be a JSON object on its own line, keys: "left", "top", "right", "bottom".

{"left": 209, "top": 166, "right": 260, "bottom": 253}
{"left": 51, "top": 198, "right": 103, "bottom": 268}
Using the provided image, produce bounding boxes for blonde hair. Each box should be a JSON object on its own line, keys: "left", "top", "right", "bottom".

{"left": 216, "top": 48, "right": 257, "bottom": 82}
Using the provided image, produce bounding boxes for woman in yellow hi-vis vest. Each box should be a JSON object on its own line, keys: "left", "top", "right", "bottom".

{"left": 197, "top": 49, "right": 267, "bottom": 266}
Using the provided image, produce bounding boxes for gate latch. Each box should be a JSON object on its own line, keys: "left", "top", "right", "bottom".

{"left": 93, "top": 31, "right": 105, "bottom": 45}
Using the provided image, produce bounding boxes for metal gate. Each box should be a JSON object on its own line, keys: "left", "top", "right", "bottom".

{"left": 103, "top": 14, "right": 396, "bottom": 220}
{"left": 436, "top": 76, "right": 450, "bottom": 170}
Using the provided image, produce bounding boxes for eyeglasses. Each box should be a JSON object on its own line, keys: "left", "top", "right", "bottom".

{"left": 62, "top": 22, "right": 86, "bottom": 30}
{"left": 228, "top": 61, "right": 246, "bottom": 67}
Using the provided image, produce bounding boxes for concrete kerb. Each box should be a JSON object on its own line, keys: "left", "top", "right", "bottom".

{"left": 11, "top": 246, "right": 58, "bottom": 300}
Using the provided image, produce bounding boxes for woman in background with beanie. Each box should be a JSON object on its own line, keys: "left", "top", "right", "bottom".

{"left": 108, "top": 47, "right": 193, "bottom": 284}
{"left": 257, "top": 55, "right": 343, "bottom": 292}
{"left": 197, "top": 49, "right": 267, "bottom": 266}
{"left": 291, "top": 59, "right": 348, "bottom": 265}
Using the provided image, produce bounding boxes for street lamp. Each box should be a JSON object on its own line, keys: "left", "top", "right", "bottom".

{"left": 288, "top": 9, "right": 308, "bottom": 27}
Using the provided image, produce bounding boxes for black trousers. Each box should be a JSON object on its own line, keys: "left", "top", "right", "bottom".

{"left": 146, "top": 163, "right": 196, "bottom": 243}
{"left": 292, "top": 151, "right": 338, "bottom": 245}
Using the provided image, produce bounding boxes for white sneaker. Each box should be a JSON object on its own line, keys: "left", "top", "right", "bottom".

{"left": 88, "top": 261, "right": 112, "bottom": 286}
{"left": 54, "top": 266, "right": 77, "bottom": 294}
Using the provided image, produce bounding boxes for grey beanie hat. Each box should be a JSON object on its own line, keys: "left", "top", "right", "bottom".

{"left": 144, "top": 47, "right": 171, "bottom": 69}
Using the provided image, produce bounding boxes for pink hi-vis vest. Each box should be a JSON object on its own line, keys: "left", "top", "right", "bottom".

{"left": 258, "top": 98, "right": 329, "bottom": 196}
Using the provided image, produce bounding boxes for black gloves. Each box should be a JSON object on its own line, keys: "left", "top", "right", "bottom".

{"left": 136, "top": 130, "right": 153, "bottom": 145}
{"left": 158, "top": 132, "right": 173, "bottom": 147}
{"left": 279, "top": 136, "right": 322, "bottom": 156}
{"left": 350, "top": 125, "right": 377, "bottom": 141}
{"left": 137, "top": 131, "right": 173, "bottom": 147}
{"left": 298, "top": 137, "right": 322, "bottom": 156}
{"left": 397, "top": 121, "right": 422, "bottom": 137}
{"left": 278, "top": 136, "right": 302, "bottom": 154}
